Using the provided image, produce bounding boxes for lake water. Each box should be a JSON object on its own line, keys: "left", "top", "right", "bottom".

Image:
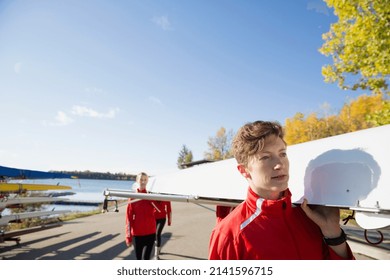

{"left": 10, "top": 178, "right": 135, "bottom": 213}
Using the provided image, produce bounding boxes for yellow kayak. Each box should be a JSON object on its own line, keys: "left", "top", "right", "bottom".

{"left": 0, "top": 183, "right": 72, "bottom": 192}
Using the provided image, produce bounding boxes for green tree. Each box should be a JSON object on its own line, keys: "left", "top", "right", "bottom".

{"left": 177, "top": 145, "right": 193, "bottom": 169}
{"left": 204, "top": 127, "right": 234, "bottom": 161}
{"left": 319, "top": 0, "right": 390, "bottom": 94}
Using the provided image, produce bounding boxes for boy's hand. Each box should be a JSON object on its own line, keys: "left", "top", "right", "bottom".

{"left": 300, "top": 198, "right": 342, "bottom": 238}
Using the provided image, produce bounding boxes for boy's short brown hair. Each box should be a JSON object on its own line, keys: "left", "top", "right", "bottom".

{"left": 232, "top": 121, "right": 285, "bottom": 167}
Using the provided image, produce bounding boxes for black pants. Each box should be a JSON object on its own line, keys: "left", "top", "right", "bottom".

{"left": 155, "top": 218, "right": 166, "bottom": 247}
{"left": 133, "top": 233, "right": 155, "bottom": 260}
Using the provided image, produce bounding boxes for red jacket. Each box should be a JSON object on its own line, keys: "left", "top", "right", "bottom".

{"left": 216, "top": 205, "right": 235, "bottom": 223}
{"left": 154, "top": 201, "right": 172, "bottom": 225}
{"left": 209, "top": 188, "right": 354, "bottom": 260}
{"left": 125, "top": 189, "right": 156, "bottom": 244}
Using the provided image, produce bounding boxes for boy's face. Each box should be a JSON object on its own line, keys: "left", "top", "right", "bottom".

{"left": 238, "top": 135, "right": 289, "bottom": 200}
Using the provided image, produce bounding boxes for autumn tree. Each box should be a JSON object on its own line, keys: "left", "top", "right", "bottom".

{"left": 284, "top": 93, "right": 389, "bottom": 144}
{"left": 319, "top": 0, "right": 390, "bottom": 94}
{"left": 338, "top": 93, "right": 386, "bottom": 131}
{"left": 285, "top": 112, "right": 332, "bottom": 144}
{"left": 204, "top": 127, "right": 234, "bottom": 161}
{"left": 284, "top": 113, "right": 308, "bottom": 144}
{"left": 366, "top": 99, "right": 390, "bottom": 126}
{"left": 177, "top": 145, "right": 193, "bottom": 169}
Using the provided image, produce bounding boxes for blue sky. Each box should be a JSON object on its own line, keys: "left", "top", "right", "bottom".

{"left": 0, "top": 0, "right": 363, "bottom": 175}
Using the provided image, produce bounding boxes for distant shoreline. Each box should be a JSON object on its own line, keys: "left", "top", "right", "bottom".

{"left": 51, "top": 171, "right": 137, "bottom": 181}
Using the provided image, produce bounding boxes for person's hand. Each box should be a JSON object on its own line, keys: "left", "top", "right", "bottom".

{"left": 126, "top": 240, "right": 132, "bottom": 247}
{"left": 301, "top": 198, "right": 351, "bottom": 258}
{"left": 300, "top": 198, "right": 342, "bottom": 238}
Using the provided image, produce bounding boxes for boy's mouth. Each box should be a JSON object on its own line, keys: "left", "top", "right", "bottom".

{"left": 272, "top": 175, "right": 287, "bottom": 180}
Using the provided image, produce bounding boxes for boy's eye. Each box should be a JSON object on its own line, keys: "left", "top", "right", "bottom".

{"left": 259, "top": 156, "right": 269, "bottom": 160}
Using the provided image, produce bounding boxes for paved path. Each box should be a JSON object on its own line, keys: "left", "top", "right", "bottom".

{"left": 0, "top": 202, "right": 389, "bottom": 260}
{"left": 0, "top": 202, "right": 215, "bottom": 260}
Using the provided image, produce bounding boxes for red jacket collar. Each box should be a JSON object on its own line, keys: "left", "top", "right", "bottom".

{"left": 246, "top": 187, "right": 292, "bottom": 214}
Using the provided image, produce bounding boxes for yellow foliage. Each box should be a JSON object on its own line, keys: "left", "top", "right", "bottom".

{"left": 285, "top": 93, "right": 389, "bottom": 145}
{"left": 320, "top": 0, "right": 390, "bottom": 94}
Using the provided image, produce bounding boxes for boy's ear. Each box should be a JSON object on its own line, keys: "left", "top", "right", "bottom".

{"left": 237, "top": 164, "right": 250, "bottom": 179}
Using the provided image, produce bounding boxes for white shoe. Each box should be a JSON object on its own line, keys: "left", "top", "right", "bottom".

{"left": 155, "top": 246, "right": 161, "bottom": 260}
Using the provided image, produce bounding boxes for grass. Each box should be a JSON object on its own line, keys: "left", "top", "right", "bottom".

{"left": 59, "top": 209, "right": 102, "bottom": 222}
{"left": 3, "top": 199, "right": 127, "bottom": 232}
{"left": 340, "top": 209, "right": 358, "bottom": 227}
{"left": 3, "top": 207, "right": 103, "bottom": 232}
